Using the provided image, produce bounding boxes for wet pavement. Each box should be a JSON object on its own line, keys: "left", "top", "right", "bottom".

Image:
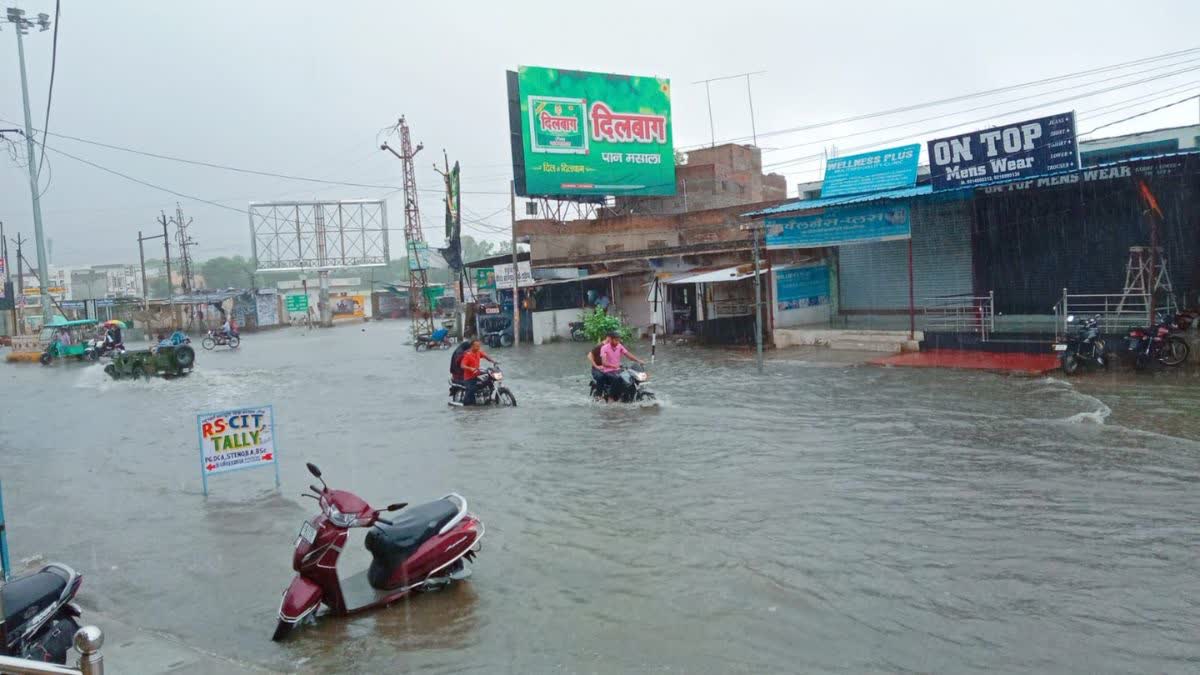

{"left": 1, "top": 321, "right": 1198, "bottom": 673}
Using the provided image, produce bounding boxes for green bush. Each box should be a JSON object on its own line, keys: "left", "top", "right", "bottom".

{"left": 581, "top": 307, "right": 633, "bottom": 343}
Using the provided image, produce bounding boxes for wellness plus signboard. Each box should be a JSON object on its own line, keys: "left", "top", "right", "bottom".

{"left": 927, "top": 112, "right": 1078, "bottom": 191}
{"left": 510, "top": 65, "right": 676, "bottom": 198}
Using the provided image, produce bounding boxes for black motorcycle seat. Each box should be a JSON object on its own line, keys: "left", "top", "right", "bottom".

{"left": 2, "top": 569, "right": 67, "bottom": 640}
{"left": 364, "top": 499, "right": 460, "bottom": 589}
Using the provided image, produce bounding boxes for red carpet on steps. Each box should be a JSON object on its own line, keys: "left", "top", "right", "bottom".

{"left": 870, "top": 349, "right": 1060, "bottom": 375}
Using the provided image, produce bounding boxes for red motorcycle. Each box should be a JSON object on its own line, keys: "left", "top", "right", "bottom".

{"left": 273, "top": 462, "right": 484, "bottom": 641}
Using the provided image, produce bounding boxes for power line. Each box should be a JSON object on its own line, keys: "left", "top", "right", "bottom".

{"left": 1081, "top": 94, "right": 1200, "bottom": 135}
{"left": 679, "top": 45, "right": 1200, "bottom": 150}
{"left": 35, "top": 0, "right": 60, "bottom": 181}
{"left": 0, "top": 117, "right": 513, "bottom": 196}
{"left": 764, "top": 63, "right": 1200, "bottom": 171}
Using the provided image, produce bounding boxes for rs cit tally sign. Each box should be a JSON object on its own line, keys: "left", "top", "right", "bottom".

{"left": 196, "top": 405, "right": 280, "bottom": 495}
{"left": 927, "top": 111, "right": 1079, "bottom": 191}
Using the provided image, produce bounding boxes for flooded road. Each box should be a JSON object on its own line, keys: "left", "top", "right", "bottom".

{"left": 2, "top": 321, "right": 1199, "bottom": 673}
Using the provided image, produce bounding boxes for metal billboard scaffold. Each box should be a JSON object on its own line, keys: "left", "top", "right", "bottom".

{"left": 249, "top": 199, "right": 389, "bottom": 326}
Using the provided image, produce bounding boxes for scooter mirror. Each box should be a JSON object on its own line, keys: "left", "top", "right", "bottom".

{"left": 306, "top": 462, "right": 322, "bottom": 478}
{"left": 386, "top": 502, "right": 408, "bottom": 511}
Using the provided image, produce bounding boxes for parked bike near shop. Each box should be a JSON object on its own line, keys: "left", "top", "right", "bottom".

{"left": 1127, "top": 311, "right": 1189, "bottom": 370}
{"left": 1055, "top": 314, "right": 1109, "bottom": 375}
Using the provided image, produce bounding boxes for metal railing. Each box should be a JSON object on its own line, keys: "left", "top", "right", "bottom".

{"left": 0, "top": 626, "right": 104, "bottom": 675}
{"left": 922, "top": 291, "right": 995, "bottom": 341}
{"left": 1053, "top": 288, "right": 1177, "bottom": 336}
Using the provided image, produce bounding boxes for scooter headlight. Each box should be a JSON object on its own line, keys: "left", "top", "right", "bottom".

{"left": 634, "top": 371, "right": 649, "bottom": 382}
{"left": 491, "top": 371, "right": 503, "bottom": 381}
{"left": 326, "top": 505, "right": 358, "bottom": 528}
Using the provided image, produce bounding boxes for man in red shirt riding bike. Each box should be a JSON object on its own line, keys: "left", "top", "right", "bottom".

{"left": 458, "top": 340, "right": 497, "bottom": 406}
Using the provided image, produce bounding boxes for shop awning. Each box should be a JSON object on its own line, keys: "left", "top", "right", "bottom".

{"left": 526, "top": 271, "right": 628, "bottom": 288}
{"left": 659, "top": 264, "right": 804, "bottom": 285}
{"left": 741, "top": 185, "right": 933, "bottom": 218}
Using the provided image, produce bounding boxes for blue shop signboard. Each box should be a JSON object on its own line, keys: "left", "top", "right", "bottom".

{"left": 821, "top": 144, "right": 920, "bottom": 198}
{"left": 927, "top": 111, "right": 1078, "bottom": 191}
{"left": 776, "top": 264, "right": 829, "bottom": 311}
{"left": 766, "top": 202, "right": 911, "bottom": 249}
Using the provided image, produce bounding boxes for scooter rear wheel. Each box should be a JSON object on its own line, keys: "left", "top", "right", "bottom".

{"left": 271, "top": 619, "right": 294, "bottom": 642}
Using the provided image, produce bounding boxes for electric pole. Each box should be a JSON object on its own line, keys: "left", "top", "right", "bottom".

{"left": 157, "top": 211, "right": 173, "bottom": 303}
{"left": 6, "top": 7, "right": 54, "bottom": 323}
{"left": 12, "top": 233, "right": 24, "bottom": 333}
{"left": 381, "top": 116, "right": 435, "bottom": 343}
{"left": 434, "top": 151, "right": 466, "bottom": 339}
{"left": 510, "top": 180, "right": 520, "bottom": 346}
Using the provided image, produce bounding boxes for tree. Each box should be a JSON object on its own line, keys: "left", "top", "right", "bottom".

{"left": 200, "top": 256, "right": 255, "bottom": 289}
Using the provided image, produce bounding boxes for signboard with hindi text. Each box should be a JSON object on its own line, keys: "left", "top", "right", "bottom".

{"left": 821, "top": 144, "right": 920, "bottom": 198}
{"left": 494, "top": 261, "right": 533, "bottom": 290}
{"left": 196, "top": 405, "right": 280, "bottom": 496}
{"left": 766, "top": 203, "right": 911, "bottom": 249}
{"left": 927, "top": 111, "right": 1078, "bottom": 191}
{"left": 510, "top": 65, "right": 675, "bottom": 197}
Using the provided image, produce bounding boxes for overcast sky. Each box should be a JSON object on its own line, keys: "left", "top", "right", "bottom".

{"left": 2, "top": 0, "right": 1199, "bottom": 267}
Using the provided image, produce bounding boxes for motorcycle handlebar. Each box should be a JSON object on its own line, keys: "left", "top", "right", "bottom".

{"left": 375, "top": 516, "right": 393, "bottom": 526}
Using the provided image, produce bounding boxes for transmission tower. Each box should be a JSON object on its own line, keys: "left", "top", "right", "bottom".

{"left": 168, "top": 203, "right": 198, "bottom": 293}
{"left": 381, "top": 116, "right": 435, "bottom": 342}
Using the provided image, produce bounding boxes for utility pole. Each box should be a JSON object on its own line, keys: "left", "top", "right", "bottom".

{"left": 434, "top": 151, "right": 466, "bottom": 339}
{"left": 0, "top": 220, "right": 9, "bottom": 334}
{"left": 12, "top": 234, "right": 24, "bottom": 333}
{"left": 137, "top": 231, "right": 149, "bottom": 310}
{"left": 510, "top": 180, "right": 520, "bottom": 346}
{"left": 6, "top": 8, "right": 54, "bottom": 323}
{"left": 381, "top": 116, "right": 434, "bottom": 343}
{"left": 750, "top": 224, "right": 764, "bottom": 374}
{"left": 158, "top": 212, "right": 173, "bottom": 303}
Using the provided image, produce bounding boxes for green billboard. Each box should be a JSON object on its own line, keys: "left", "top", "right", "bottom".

{"left": 511, "top": 65, "right": 675, "bottom": 198}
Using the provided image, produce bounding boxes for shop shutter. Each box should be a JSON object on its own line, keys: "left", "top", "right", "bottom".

{"left": 838, "top": 198, "right": 974, "bottom": 311}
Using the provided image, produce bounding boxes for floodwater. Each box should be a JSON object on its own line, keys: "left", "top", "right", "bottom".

{"left": 2, "top": 322, "right": 1199, "bottom": 674}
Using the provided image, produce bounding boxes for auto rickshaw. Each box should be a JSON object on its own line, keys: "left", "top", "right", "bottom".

{"left": 39, "top": 318, "right": 100, "bottom": 365}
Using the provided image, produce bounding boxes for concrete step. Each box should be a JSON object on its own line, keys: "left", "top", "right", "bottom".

{"left": 775, "top": 328, "right": 921, "bottom": 353}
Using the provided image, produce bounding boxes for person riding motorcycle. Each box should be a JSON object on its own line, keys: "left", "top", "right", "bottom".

{"left": 595, "top": 331, "right": 644, "bottom": 400}
{"left": 458, "top": 340, "right": 497, "bottom": 406}
{"left": 105, "top": 324, "right": 123, "bottom": 350}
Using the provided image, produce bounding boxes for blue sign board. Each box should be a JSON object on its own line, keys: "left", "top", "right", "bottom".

{"left": 775, "top": 264, "right": 829, "bottom": 311}
{"left": 927, "top": 111, "right": 1078, "bottom": 191}
{"left": 766, "top": 203, "right": 911, "bottom": 249}
{"left": 821, "top": 144, "right": 920, "bottom": 198}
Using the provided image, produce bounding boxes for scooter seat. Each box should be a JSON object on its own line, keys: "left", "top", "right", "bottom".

{"left": 1, "top": 568, "right": 67, "bottom": 646}
{"left": 364, "top": 498, "right": 460, "bottom": 590}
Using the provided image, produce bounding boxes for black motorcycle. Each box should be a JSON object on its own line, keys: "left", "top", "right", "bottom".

{"left": 1, "top": 563, "right": 85, "bottom": 664}
{"left": 449, "top": 366, "right": 517, "bottom": 406}
{"left": 590, "top": 365, "right": 655, "bottom": 403}
{"left": 1055, "top": 314, "right": 1109, "bottom": 375}
{"left": 569, "top": 322, "right": 588, "bottom": 341}
{"left": 1128, "top": 311, "right": 1190, "bottom": 370}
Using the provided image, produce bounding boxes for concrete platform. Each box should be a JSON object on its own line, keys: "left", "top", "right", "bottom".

{"left": 774, "top": 328, "right": 923, "bottom": 353}
{"left": 870, "top": 348, "right": 1060, "bottom": 376}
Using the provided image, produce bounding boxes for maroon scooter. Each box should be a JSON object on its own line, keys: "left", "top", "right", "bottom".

{"left": 272, "top": 462, "right": 484, "bottom": 641}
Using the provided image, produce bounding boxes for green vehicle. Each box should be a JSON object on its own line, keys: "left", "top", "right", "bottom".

{"left": 39, "top": 318, "right": 100, "bottom": 365}
{"left": 103, "top": 344, "right": 196, "bottom": 380}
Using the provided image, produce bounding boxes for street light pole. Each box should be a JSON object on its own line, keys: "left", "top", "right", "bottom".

{"left": 750, "top": 224, "right": 764, "bottom": 374}
{"left": 7, "top": 7, "right": 54, "bottom": 323}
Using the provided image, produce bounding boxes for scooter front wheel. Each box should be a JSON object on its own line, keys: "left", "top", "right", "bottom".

{"left": 202, "top": 337, "right": 216, "bottom": 350}
{"left": 271, "top": 619, "right": 294, "bottom": 642}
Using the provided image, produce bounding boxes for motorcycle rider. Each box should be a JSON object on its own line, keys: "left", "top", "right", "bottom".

{"left": 597, "top": 331, "right": 644, "bottom": 400}
{"left": 105, "top": 323, "right": 123, "bottom": 350}
{"left": 587, "top": 341, "right": 606, "bottom": 394}
{"left": 459, "top": 340, "right": 497, "bottom": 406}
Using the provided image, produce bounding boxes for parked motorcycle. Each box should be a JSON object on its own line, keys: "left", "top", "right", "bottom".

{"left": 569, "top": 321, "right": 588, "bottom": 342}
{"left": 448, "top": 366, "right": 517, "bottom": 406}
{"left": 1054, "top": 314, "right": 1109, "bottom": 375}
{"left": 0, "top": 563, "right": 85, "bottom": 664}
{"left": 273, "top": 463, "right": 483, "bottom": 641}
{"left": 590, "top": 364, "right": 655, "bottom": 403}
{"left": 202, "top": 329, "right": 240, "bottom": 350}
{"left": 479, "top": 316, "right": 514, "bottom": 348}
{"left": 1127, "top": 311, "right": 1190, "bottom": 370}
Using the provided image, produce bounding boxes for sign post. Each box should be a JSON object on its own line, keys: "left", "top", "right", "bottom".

{"left": 0, "top": 480, "right": 10, "bottom": 581}
{"left": 196, "top": 405, "right": 280, "bottom": 496}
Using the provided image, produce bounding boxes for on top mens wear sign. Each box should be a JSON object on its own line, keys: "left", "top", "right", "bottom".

{"left": 510, "top": 65, "right": 676, "bottom": 198}
{"left": 821, "top": 144, "right": 921, "bottom": 198}
{"left": 927, "top": 112, "right": 1078, "bottom": 191}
